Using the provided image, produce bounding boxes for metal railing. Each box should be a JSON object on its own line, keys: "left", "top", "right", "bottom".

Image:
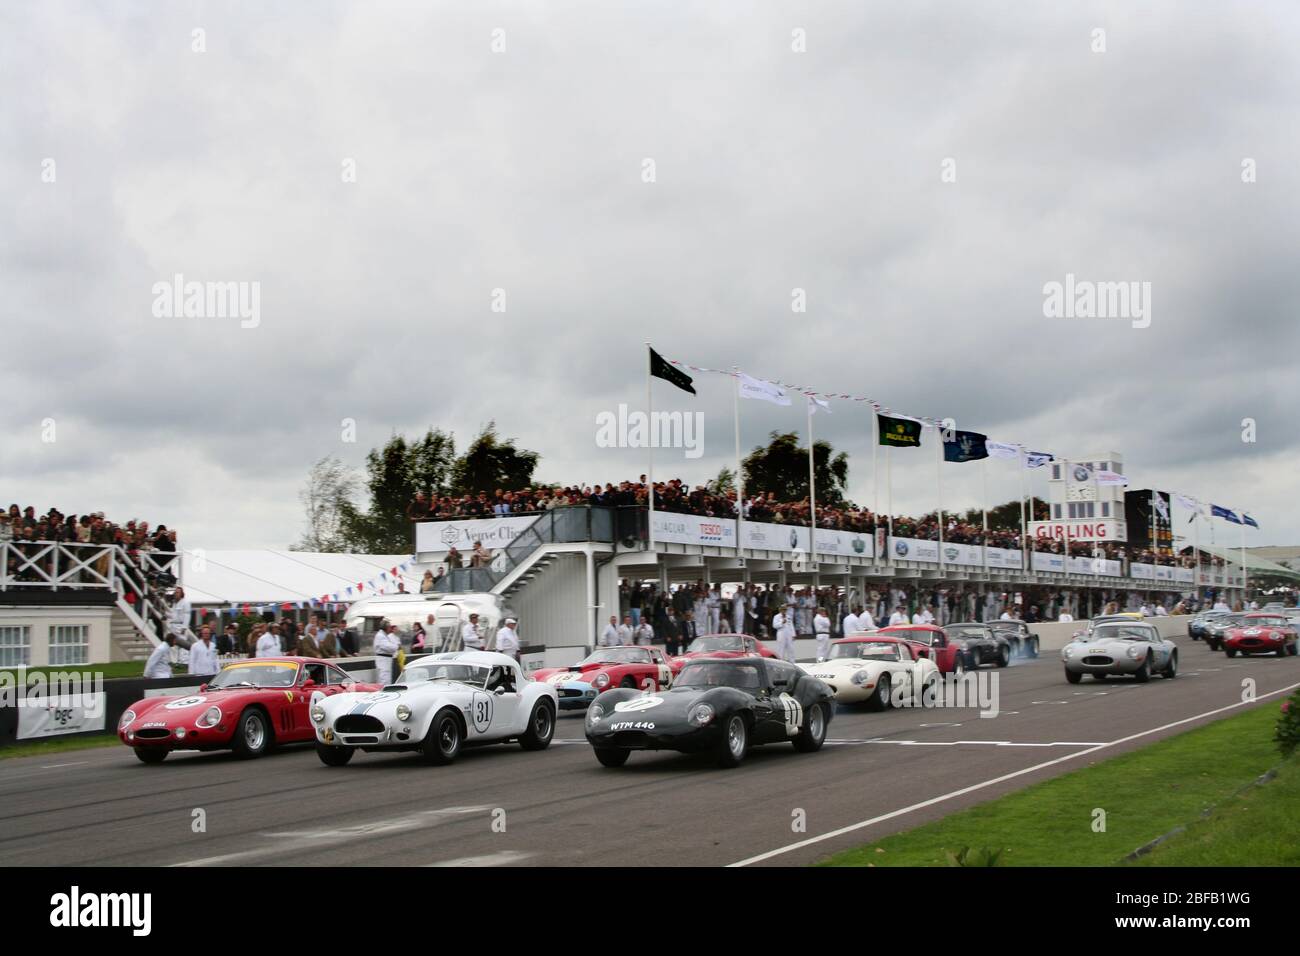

{"left": 436, "top": 506, "right": 615, "bottom": 593}
{"left": 1, "top": 541, "right": 182, "bottom": 646}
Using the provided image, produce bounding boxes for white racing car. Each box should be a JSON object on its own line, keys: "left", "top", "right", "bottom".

{"left": 799, "top": 636, "right": 940, "bottom": 709}
{"left": 311, "top": 651, "right": 557, "bottom": 765}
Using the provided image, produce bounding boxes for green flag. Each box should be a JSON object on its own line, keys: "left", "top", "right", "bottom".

{"left": 877, "top": 413, "right": 922, "bottom": 448}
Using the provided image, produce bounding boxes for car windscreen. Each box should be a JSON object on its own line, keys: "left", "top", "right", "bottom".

{"left": 580, "top": 647, "right": 652, "bottom": 665}
{"left": 887, "top": 629, "right": 933, "bottom": 645}
{"left": 830, "top": 642, "right": 900, "bottom": 661}
{"left": 686, "top": 636, "right": 744, "bottom": 653}
{"left": 1092, "top": 624, "right": 1156, "bottom": 642}
{"left": 1245, "top": 617, "right": 1287, "bottom": 627}
{"left": 945, "top": 627, "right": 987, "bottom": 640}
{"left": 674, "top": 662, "right": 763, "bottom": 689}
{"left": 399, "top": 663, "right": 489, "bottom": 687}
{"left": 209, "top": 662, "right": 299, "bottom": 688}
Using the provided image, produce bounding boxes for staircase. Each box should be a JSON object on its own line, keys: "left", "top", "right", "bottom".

{"left": 111, "top": 608, "right": 156, "bottom": 662}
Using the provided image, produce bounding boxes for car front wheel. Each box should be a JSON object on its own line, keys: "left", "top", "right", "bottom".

{"left": 998, "top": 646, "right": 1010, "bottom": 668}
{"left": 316, "top": 742, "right": 355, "bottom": 766}
{"left": 231, "top": 708, "right": 270, "bottom": 759}
{"left": 594, "top": 747, "right": 630, "bottom": 767}
{"left": 1065, "top": 669, "right": 1082, "bottom": 684}
{"left": 866, "top": 673, "right": 892, "bottom": 712}
{"left": 716, "top": 715, "right": 748, "bottom": 768}
{"left": 421, "top": 708, "right": 463, "bottom": 765}
{"left": 134, "top": 747, "right": 167, "bottom": 764}
{"left": 1133, "top": 658, "right": 1151, "bottom": 683}
{"left": 518, "top": 700, "right": 556, "bottom": 751}
{"left": 793, "top": 703, "right": 828, "bottom": 752}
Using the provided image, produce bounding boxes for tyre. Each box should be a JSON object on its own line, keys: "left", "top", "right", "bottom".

{"left": 1287, "top": 643, "right": 1298, "bottom": 657}
{"left": 594, "top": 747, "right": 630, "bottom": 767}
{"left": 951, "top": 655, "right": 966, "bottom": 678}
{"left": 716, "top": 714, "right": 748, "bottom": 768}
{"left": 997, "top": 646, "right": 1010, "bottom": 668}
{"left": 1278, "top": 647, "right": 1289, "bottom": 658}
{"left": 793, "top": 703, "right": 828, "bottom": 753}
{"left": 316, "top": 742, "right": 355, "bottom": 766}
{"left": 619, "top": 676, "right": 637, "bottom": 688}
{"left": 1028, "top": 639, "right": 1040, "bottom": 659}
{"left": 1163, "top": 653, "right": 1178, "bottom": 679}
{"left": 134, "top": 747, "right": 167, "bottom": 764}
{"left": 1225, "top": 648, "right": 1237, "bottom": 659}
{"left": 518, "top": 700, "right": 556, "bottom": 751}
{"left": 231, "top": 708, "right": 270, "bottom": 759}
{"left": 420, "top": 708, "right": 463, "bottom": 765}
{"left": 1065, "top": 669, "right": 1082, "bottom": 684}
{"left": 866, "top": 673, "right": 892, "bottom": 712}
{"left": 918, "top": 675, "right": 938, "bottom": 707}
{"left": 1133, "top": 657, "right": 1151, "bottom": 683}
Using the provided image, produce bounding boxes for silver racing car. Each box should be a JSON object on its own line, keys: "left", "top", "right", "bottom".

{"left": 1061, "top": 620, "right": 1178, "bottom": 683}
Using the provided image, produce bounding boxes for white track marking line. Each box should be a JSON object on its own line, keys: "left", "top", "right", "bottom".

{"left": 729, "top": 680, "right": 1300, "bottom": 867}
{"left": 37, "top": 762, "right": 88, "bottom": 770}
{"left": 424, "top": 851, "right": 532, "bottom": 867}
{"left": 824, "top": 739, "right": 1103, "bottom": 748}
{"left": 171, "top": 806, "right": 492, "bottom": 867}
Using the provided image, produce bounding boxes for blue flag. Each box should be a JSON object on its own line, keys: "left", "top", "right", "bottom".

{"left": 1211, "top": 504, "right": 1242, "bottom": 524}
{"left": 943, "top": 429, "right": 989, "bottom": 463}
{"left": 1243, "top": 513, "right": 1259, "bottom": 529}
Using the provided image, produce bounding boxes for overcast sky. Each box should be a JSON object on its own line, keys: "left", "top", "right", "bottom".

{"left": 3, "top": 1, "right": 1297, "bottom": 552}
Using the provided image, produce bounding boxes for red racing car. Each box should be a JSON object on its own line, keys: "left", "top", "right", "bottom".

{"left": 668, "top": 634, "right": 778, "bottom": 674}
{"left": 877, "top": 624, "right": 969, "bottom": 675}
{"left": 1223, "top": 613, "right": 1299, "bottom": 658}
{"left": 118, "top": 657, "right": 380, "bottom": 763}
{"left": 533, "top": 645, "right": 675, "bottom": 709}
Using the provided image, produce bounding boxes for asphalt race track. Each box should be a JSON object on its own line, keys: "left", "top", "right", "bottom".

{"left": 3, "top": 638, "right": 1297, "bottom": 868}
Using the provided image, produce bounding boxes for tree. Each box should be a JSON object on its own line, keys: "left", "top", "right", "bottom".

{"left": 741, "top": 431, "right": 848, "bottom": 505}
{"left": 449, "top": 422, "right": 539, "bottom": 496}
{"left": 292, "top": 456, "right": 359, "bottom": 552}
{"left": 706, "top": 466, "right": 735, "bottom": 496}
{"left": 338, "top": 427, "right": 457, "bottom": 553}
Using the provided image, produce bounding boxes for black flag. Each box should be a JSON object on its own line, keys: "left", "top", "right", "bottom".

{"left": 648, "top": 347, "right": 695, "bottom": 395}
{"left": 943, "top": 429, "right": 989, "bottom": 463}
{"left": 877, "top": 413, "right": 922, "bottom": 448}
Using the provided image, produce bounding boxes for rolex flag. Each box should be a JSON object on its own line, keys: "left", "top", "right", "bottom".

{"left": 648, "top": 347, "right": 695, "bottom": 395}
{"left": 877, "top": 413, "right": 923, "bottom": 448}
{"left": 943, "top": 429, "right": 988, "bottom": 463}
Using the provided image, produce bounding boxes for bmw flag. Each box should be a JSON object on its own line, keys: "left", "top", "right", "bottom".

{"left": 943, "top": 429, "right": 989, "bottom": 463}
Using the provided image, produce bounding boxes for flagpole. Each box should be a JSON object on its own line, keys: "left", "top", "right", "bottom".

{"left": 733, "top": 367, "right": 744, "bottom": 569}
{"left": 1192, "top": 500, "right": 1201, "bottom": 600}
{"left": 807, "top": 397, "right": 817, "bottom": 575}
{"left": 936, "top": 427, "right": 945, "bottom": 575}
{"left": 1018, "top": 448, "right": 1028, "bottom": 575}
{"left": 886, "top": 440, "right": 894, "bottom": 568}
{"left": 980, "top": 455, "right": 989, "bottom": 574}
{"left": 1240, "top": 514, "right": 1248, "bottom": 606}
{"left": 645, "top": 343, "right": 655, "bottom": 550}
{"left": 872, "top": 409, "right": 879, "bottom": 562}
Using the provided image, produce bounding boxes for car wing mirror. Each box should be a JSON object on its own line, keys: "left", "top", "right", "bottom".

{"left": 494, "top": 686, "right": 506, "bottom": 695}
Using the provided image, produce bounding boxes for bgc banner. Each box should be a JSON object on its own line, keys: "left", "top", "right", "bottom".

{"left": 889, "top": 538, "right": 1023, "bottom": 569}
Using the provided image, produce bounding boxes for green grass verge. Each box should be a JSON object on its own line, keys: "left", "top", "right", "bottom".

{"left": 0, "top": 734, "right": 119, "bottom": 760}
{"left": 0, "top": 661, "right": 153, "bottom": 680}
{"left": 820, "top": 703, "right": 1295, "bottom": 866}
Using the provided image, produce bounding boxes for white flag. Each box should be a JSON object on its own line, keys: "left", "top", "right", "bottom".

{"left": 1023, "top": 450, "right": 1054, "bottom": 469}
{"left": 738, "top": 373, "right": 792, "bottom": 406}
{"left": 1174, "top": 493, "right": 1198, "bottom": 512}
{"left": 807, "top": 395, "right": 831, "bottom": 415}
{"left": 987, "top": 441, "right": 1020, "bottom": 460}
{"left": 1095, "top": 470, "right": 1129, "bottom": 486}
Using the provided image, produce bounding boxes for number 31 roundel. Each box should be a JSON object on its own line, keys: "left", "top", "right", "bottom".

{"left": 469, "top": 692, "right": 494, "bottom": 733}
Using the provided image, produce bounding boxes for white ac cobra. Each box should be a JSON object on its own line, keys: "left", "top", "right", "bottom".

{"left": 311, "top": 651, "right": 557, "bottom": 765}
{"left": 798, "top": 636, "right": 940, "bottom": 709}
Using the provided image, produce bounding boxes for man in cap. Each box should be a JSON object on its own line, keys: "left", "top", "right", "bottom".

{"left": 495, "top": 618, "right": 520, "bottom": 660}
{"left": 372, "top": 618, "right": 401, "bottom": 684}
{"left": 461, "top": 612, "right": 485, "bottom": 650}
{"left": 772, "top": 603, "right": 797, "bottom": 662}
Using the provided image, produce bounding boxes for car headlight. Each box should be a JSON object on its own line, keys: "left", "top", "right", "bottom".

{"left": 1127, "top": 646, "right": 1143, "bottom": 659}
{"left": 174, "top": 728, "right": 187, "bottom": 739}
{"left": 688, "top": 703, "right": 715, "bottom": 726}
{"left": 1270, "top": 633, "right": 1282, "bottom": 642}
{"left": 119, "top": 709, "right": 136, "bottom": 729}
{"left": 594, "top": 673, "right": 610, "bottom": 689}
{"left": 310, "top": 705, "right": 326, "bottom": 723}
{"left": 1062, "top": 646, "right": 1075, "bottom": 659}
{"left": 587, "top": 703, "right": 606, "bottom": 725}
{"left": 851, "top": 670, "right": 870, "bottom": 686}
{"left": 196, "top": 705, "right": 222, "bottom": 728}
{"left": 396, "top": 704, "right": 412, "bottom": 721}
